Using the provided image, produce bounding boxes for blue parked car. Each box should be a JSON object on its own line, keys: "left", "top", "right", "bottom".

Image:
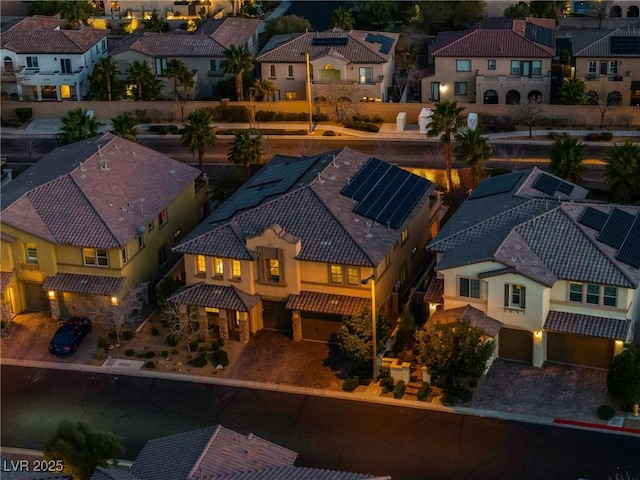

{"left": 48, "top": 316, "right": 92, "bottom": 355}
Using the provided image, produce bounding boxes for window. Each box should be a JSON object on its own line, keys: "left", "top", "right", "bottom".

{"left": 83, "top": 248, "right": 108, "bottom": 267}
{"left": 26, "top": 56, "right": 38, "bottom": 69}
{"left": 511, "top": 60, "right": 521, "bottom": 75}
{"left": 459, "top": 278, "right": 480, "bottom": 299}
{"left": 155, "top": 57, "right": 167, "bottom": 76}
{"left": 588, "top": 61, "right": 597, "bottom": 74}
{"left": 121, "top": 248, "right": 128, "bottom": 265}
{"left": 532, "top": 60, "right": 542, "bottom": 75}
{"left": 569, "top": 282, "right": 583, "bottom": 302}
{"left": 320, "top": 64, "right": 340, "bottom": 81}
{"left": 269, "top": 65, "right": 276, "bottom": 77}
{"left": 401, "top": 227, "right": 409, "bottom": 245}
{"left": 138, "top": 232, "right": 145, "bottom": 249}
{"left": 158, "top": 208, "right": 168, "bottom": 226}
{"left": 603, "top": 286, "right": 617, "bottom": 307}
{"left": 60, "top": 59, "right": 72, "bottom": 74}
{"left": 269, "top": 259, "right": 280, "bottom": 280}
{"left": 586, "top": 284, "right": 600, "bottom": 304}
{"left": 431, "top": 82, "right": 440, "bottom": 102}
{"left": 287, "top": 65, "right": 294, "bottom": 77}
{"left": 456, "top": 59, "right": 471, "bottom": 71}
{"left": 330, "top": 265, "right": 343, "bottom": 284}
{"left": 147, "top": 220, "right": 154, "bottom": 232}
{"left": 569, "top": 283, "right": 617, "bottom": 307}
{"left": 609, "top": 61, "right": 618, "bottom": 74}
{"left": 504, "top": 284, "right": 526, "bottom": 309}
{"left": 210, "top": 59, "right": 219, "bottom": 72}
{"left": 487, "top": 59, "right": 496, "bottom": 70}
{"left": 158, "top": 244, "right": 168, "bottom": 267}
{"left": 285, "top": 91, "right": 297, "bottom": 100}
{"left": 231, "top": 260, "right": 241, "bottom": 279}
{"left": 196, "top": 255, "right": 206, "bottom": 275}
{"left": 398, "top": 262, "right": 407, "bottom": 284}
{"left": 25, "top": 243, "right": 38, "bottom": 263}
{"left": 347, "top": 267, "right": 359, "bottom": 286}
{"left": 385, "top": 252, "right": 391, "bottom": 268}
{"left": 214, "top": 257, "right": 224, "bottom": 277}
{"left": 359, "top": 67, "right": 373, "bottom": 85}
{"left": 454, "top": 82, "right": 467, "bottom": 95}
{"left": 101, "top": 39, "right": 107, "bottom": 51}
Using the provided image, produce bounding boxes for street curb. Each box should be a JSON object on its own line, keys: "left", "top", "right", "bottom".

{"left": 2, "top": 358, "right": 638, "bottom": 438}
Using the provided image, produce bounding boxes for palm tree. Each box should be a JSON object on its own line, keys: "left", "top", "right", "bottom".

{"left": 59, "top": 0, "right": 96, "bottom": 28}
{"left": 91, "top": 57, "right": 119, "bottom": 101}
{"left": 557, "top": 78, "right": 588, "bottom": 105}
{"left": 228, "top": 129, "right": 263, "bottom": 175}
{"left": 604, "top": 141, "right": 640, "bottom": 203}
{"left": 110, "top": 113, "right": 138, "bottom": 141}
{"left": 181, "top": 109, "right": 216, "bottom": 172}
{"left": 143, "top": 9, "right": 168, "bottom": 32}
{"left": 252, "top": 78, "right": 276, "bottom": 102}
{"left": 331, "top": 7, "right": 355, "bottom": 30}
{"left": 427, "top": 100, "right": 466, "bottom": 191}
{"left": 549, "top": 136, "right": 586, "bottom": 183}
{"left": 166, "top": 59, "right": 190, "bottom": 100}
{"left": 60, "top": 107, "right": 99, "bottom": 144}
{"left": 126, "top": 60, "right": 162, "bottom": 101}
{"left": 453, "top": 128, "right": 493, "bottom": 188}
{"left": 222, "top": 44, "right": 254, "bottom": 101}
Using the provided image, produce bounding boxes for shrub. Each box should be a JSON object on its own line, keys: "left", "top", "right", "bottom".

{"left": 380, "top": 376, "right": 395, "bottom": 393}
{"left": 161, "top": 350, "right": 169, "bottom": 357}
{"left": 586, "top": 133, "right": 599, "bottom": 141}
{"left": 323, "top": 130, "right": 336, "bottom": 136}
{"left": 597, "top": 404, "right": 616, "bottom": 420}
{"left": 171, "top": 349, "right": 179, "bottom": 355}
{"left": 211, "top": 340, "right": 220, "bottom": 351}
{"left": 393, "top": 380, "right": 406, "bottom": 399}
{"left": 144, "top": 361, "right": 156, "bottom": 369}
{"left": 207, "top": 105, "right": 249, "bottom": 122}
{"left": 417, "top": 382, "right": 431, "bottom": 402}
{"left": 144, "top": 351, "right": 155, "bottom": 358}
{"left": 212, "top": 349, "right": 229, "bottom": 367}
{"left": 151, "top": 326, "right": 159, "bottom": 336}
{"left": 188, "top": 340, "right": 199, "bottom": 352}
{"left": 125, "top": 349, "right": 135, "bottom": 356}
{"left": 218, "top": 337, "right": 225, "bottom": 347}
{"left": 107, "top": 328, "right": 117, "bottom": 341}
{"left": 188, "top": 354, "right": 208, "bottom": 368}
{"left": 97, "top": 336, "right": 109, "bottom": 350}
{"left": 122, "top": 330, "right": 133, "bottom": 341}
{"left": 378, "top": 366, "right": 390, "bottom": 378}
{"left": 342, "top": 377, "right": 359, "bottom": 392}
{"left": 134, "top": 109, "right": 150, "bottom": 123}
{"left": 166, "top": 333, "right": 179, "bottom": 347}
{"left": 15, "top": 107, "right": 33, "bottom": 123}
{"left": 442, "top": 386, "right": 473, "bottom": 405}
{"left": 342, "top": 120, "right": 379, "bottom": 132}
{"left": 599, "top": 132, "right": 613, "bottom": 141}
{"left": 353, "top": 114, "right": 383, "bottom": 124}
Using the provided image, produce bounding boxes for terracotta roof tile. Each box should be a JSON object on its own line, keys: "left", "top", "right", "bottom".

{"left": 428, "top": 305, "right": 503, "bottom": 337}
{"left": 544, "top": 310, "right": 632, "bottom": 340}
{"left": 286, "top": 291, "right": 370, "bottom": 316}
{"left": 207, "top": 17, "right": 262, "bottom": 49}
{"left": 574, "top": 25, "right": 640, "bottom": 57}
{"left": 43, "top": 273, "right": 125, "bottom": 296}
{"left": 0, "top": 270, "right": 15, "bottom": 291}
{"left": 214, "top": 466, "right": 386, "bottom": 480}
{"left": 168, "top": 284, "right": 260, "bottom": 312}
{"left": 433, "top": 29, "right": 555, "bottom": 57}
{"left": 110, "top": 31, "right": 225, "bottom": 58}
{"left": 424, "top": 278, "right": 444, "bottom": 304}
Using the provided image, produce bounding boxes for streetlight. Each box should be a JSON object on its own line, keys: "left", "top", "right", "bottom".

{"left": 361, "top": 274, "right": 377, "bottom": 381}
{"left": 305, "top": 52, "right": 313, "bottom": 134}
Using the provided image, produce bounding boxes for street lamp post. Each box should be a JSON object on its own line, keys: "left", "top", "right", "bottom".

{"left": 361, "top": 274, "right": 377, "bottom": 381}
{"left": 305, "top": 52, "right": 313, "bottom": 134}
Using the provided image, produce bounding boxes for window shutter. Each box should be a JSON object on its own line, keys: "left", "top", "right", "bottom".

{"left": 504, "top": 284, "right": 509, "bottom": 307}
{"left": 521, "top": 286, "right": 526, "bottom": 309}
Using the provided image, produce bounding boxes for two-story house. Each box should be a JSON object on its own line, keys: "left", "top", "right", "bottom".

{"left": 426, "top": 168, "right": 639, "bottom": 369}
{"left": 109, "top": 17, "right": 262, "bottom": 99}
{"left": 1, "top": 16, "right": 108, "bottom": 101}
{"left": 172, "top": 148, "right": 446, "bottom": 344}
{"left": 255, "top": 30, "right": 398, "bottom": 102}
{"left": 422, "top": 18, "right": 555, "bottom": 105}
{"left": 0, "top": 133, "right": 208, "bottom": 322}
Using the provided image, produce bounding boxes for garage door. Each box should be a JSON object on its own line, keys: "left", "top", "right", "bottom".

{"left": 302, "top": 313, "right": 342, "bottom": 343}
{"left": 499, "top": 328, "right": 533, "bottom": 363}
{"left": 547, "top": 333, "right": 614, "bottom": 369}
{"left": 262, "top": 301, "right": 291, "bottom": 332}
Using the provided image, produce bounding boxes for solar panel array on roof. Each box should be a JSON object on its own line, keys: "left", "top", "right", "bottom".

{"left": 616, "top": 213, "right": 640, "bottom": 268}
{"left": 365, "top": 33, "right": 394, "bottom": 54}
{"left": 532, "top": 173, "right": 562, "bottom": 195}
{"left": 611, "top": 36, "right": 640, "bottom": 55}
{"left": 341, "top": 158, "right": 430, "bottom": 229}
{"left": 311, "top": 37, "right": 348, "bottom": 47}
{"left": 557, "top": 182, "right": 575, "bottom": 195}
{"left": 468, "top": 172, "right": 523, "bottom": 199}
{"left": 578, "top": 206, "right": 609, "bottom": 231}
{"left": 597, "top": 208, "right": 635, "bottom": 249}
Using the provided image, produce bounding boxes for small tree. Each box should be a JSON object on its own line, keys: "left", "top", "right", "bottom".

{"left": 228, "top": 129, "right": 264, "bottom": 175}
{"left": 143, "top": 9, "right": 168, "bottom": 32}
{"left": 160, "top": 300, "right": 205, "bottom": 353}
{"left": 393, "top": 304, "right": 417, "bottom": 355}
{"left": 110, "top": 113, "right": 138, "bottom": 141}
{"left": 264, "top": 14, "right": 312, "bottom": 42}
{"left": 604, "top": 141, "right": 640, "bottom": 203}
{"left": 557, "top": 78, "right": 588, "bottom": 105}
{"left": 453, "top": 127, "right": 493, "bottom": 188}
{"left": 510, "top": 99, "right": 543, "bottom": 139}
{"left": 181, "top": 109, "right": 217, "bottom": 171}
{"left": 43, "top": 420, "right": 124, "bottom": 480}
{"left": 331, "top": 7, "right": 355, "bottom": 30}
{"left": 338, "top": 308, "right": 389, "bottom": 377}
{"left": 60, "top": 108, "right": 99, "bottom": 144}
{"left": 427, "top": 100, "right": 466, "bottom": 191}
{"left": 549, "top": 136, "right": 586, "bottom": 183}
{"left": 607, "top": 344, "right": 640, "bottom": 408}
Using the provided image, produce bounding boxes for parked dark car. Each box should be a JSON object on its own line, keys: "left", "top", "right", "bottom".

{"left": 48, "top": 316, "right": 92, "bottom": 355}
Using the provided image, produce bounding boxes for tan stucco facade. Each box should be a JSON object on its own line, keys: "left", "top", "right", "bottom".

{"left": 574, "top": 56, "right": 640, "bottom": 106}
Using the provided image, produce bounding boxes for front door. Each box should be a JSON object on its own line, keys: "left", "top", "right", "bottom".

{"left": 23, "top": 282, "right": 49, "bottom": 312}
{"left": 228, "top": 310, "right": 240, "bottom": 341}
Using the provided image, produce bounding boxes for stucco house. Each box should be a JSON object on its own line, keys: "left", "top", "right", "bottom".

{"left": 172, "top": 148, "right": 446, "bottom": 344}
{"left": 1, "top": 16, "right": 108, "bottom": 101}
{"left": 422, "top": 18, "right": 555, "bottom": 105}
{"left": 426, "top": 168, "right": 639, "bottom": 369}
{"left": 0, "top": 133, "right": 208, "bottom": 322}
{"left": 255, "top": 30, "right": 398, "bottom": 102}
{"left": 109, "top": 17, "right": 262, "bottom": 99}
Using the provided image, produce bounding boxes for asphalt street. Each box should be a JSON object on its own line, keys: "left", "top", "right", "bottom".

{"left": 2, "top": 365, "right": 639, "bottom": 480}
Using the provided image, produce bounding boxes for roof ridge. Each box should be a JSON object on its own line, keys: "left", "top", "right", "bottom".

{"left": 432, "top": 30, "right": 473, "bottom": 55}
{"left": 574, "top": 28, "right": 617, "bottom": 56}
{"left": 257, "top": 32, "right": 305, "bottom": 58}
{"left": 188, "top": 424, "right": 221, "bottom": 479}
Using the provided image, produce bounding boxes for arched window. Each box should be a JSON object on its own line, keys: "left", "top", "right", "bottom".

{"left": 627, "top": 5, "right": 639, "bottom": 17}
{"left": 506, "top": 90, "right": 520, "bottom": 105}
{"left": 483, "top": 89, "right": 498, "bottom": 104}
{"left": 528, "top": 90, "right": 542, "bottom": 103}
{"left": 587, "top": 90, "right": 598, "bottom": 105}
{"left": 610, "top": 5, "right": 622, "bottom": 17}
{"left": 607, "top": 91, "right": 622, "bottom": 106}
{"left": 3, "top": 56, "right": 13, "bottom": 72}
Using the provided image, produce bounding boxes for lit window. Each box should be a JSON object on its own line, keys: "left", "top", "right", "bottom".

{"left": 26, "top": 243, "right": 38, "bottom": 263}
{"left": 231, "top": 260, "right": 241, "bottom": 279}
{"left": 122, "top": 248, "right": 128, "bottom": 265}
{"left": 214, "top": 257, "right": 224, "bottom": 277}
{"left": 285, "top": 91, "right": 297, "bottom": 100}
{"left": 454, "top": 82, "right": 467, "bottom": 95}
{"left": 196, "top": 255, "right": 206, "bottom": 275}
{"left": 487, "top": 59, "right": 496, "bottom": 70}
{"left": 401, "top": 227, "right": 409, "bottom": 245}
{"left": 269, "top": 259, "right": 280, "bottom": 280}
{"left": 504, "top": 284, "right": 526, "bottom": 309}
{"left": 288, "top": 65, "right": 294, "bottom": 77}
{"left": 158, "top": 208, "right": 168, "bottom": 226}
{"left": 83, "top": 247, "right": 96, "bottom": 266}
{"left": 459, "top": 278, "right": 480, "bottom": 299}
{"left": 83, "top": 248, "right": 108, "bottom": 267}
{"left": 347, "top": 267, "right": 359, "bottom": 285}
{"left": 330, "top": 265, "right": 343, "bottom": 284}
{"left": 359, "top": 67, "right": 373, "bottom": 85}
{"left": 456, "top": 59, "right": 471, "bottom": 71}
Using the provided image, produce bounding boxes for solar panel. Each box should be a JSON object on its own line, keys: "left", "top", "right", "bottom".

{"left": 597, "top": 208, "right": 635, "bottom": 249}
{"left": 365, "top": 33, "right": 394, "bottom": 54}
{"left": 578, "top": 206, "right": 609, "bottom": 231}
{"left": 611, "top": 36, "right": 640, "bottom": 55}
{"left": 312, "top": 37, "right": 348, "bottom": 47}
{"left": 616, "top": 214, "right": 640, "bottom": 268}
{"left": 356, "top": 170, "right": 411, "bottom": 218}
{"left": 557, "top": 182, "right": 575, "bottom": 195}
{"left": 532, "top": 173, "right": 562, "bottom": 195}
{"left": 341, "top": 158, "right": 392, "bottom": 201}
{"left": 376, "top": 175, "right": 420, "bottom": 222}
{"left": 468, "top": 172, "right": 523, "bottom": 199}
{"left": 387, "top": 179, "right": 430, "bottom": 228}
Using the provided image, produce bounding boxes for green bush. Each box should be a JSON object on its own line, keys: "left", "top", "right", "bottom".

{"left": 417, "top": 382, "right": 431, "bottom": 402}
{"left": 144, "top": 361, "right": 156, "bottom": 369}
{"left": 97, "top": 336, "right": 109, "bottom": 350}
{"left": 342, "top": 120, "right": 379, "bottom": 133}
{"left": 393, "top": 380, "right": 406, "bottom": 399}
{"left": 122, "top": 330, "right": 133, "bottom": 341}
{"left": 188, "top": 340, "right": 199, "bottom": 352}
{"left": 442, "top": 386, "right": 473, "bottom": 405}
{"left": 161, "top": 350, "right": 169, "bottom": 357}
{"left": 151, "top": 326, "right": 159, "bottom": 336}
{"left": 380, "top": 376, "right": 395, "bottom": 393}
{"left": 207, "top": 105, "right": 250, "bottom": 122}
{"left": 134, "top": 109, "right": 150, "bottom": 123}
{"left": 342, "top": 377, "right": 360, "bottom": 392}
{"left": 323, "top": 130, "right": 336, "bottom": 136}
{"left": 107, "top": 328, "right": 117, "bottom": 341}
{"left": 166, "top": 333, "right": 179, "bottom": 347}
{"left": 211, "top": 340, "right": 220, "bottom": 351}
{"left": 597, "top": 404, "right": 616, "bottom": 420}
{"left": 212, "top": 349, "right": 229, "bottom": 367}
{"left": 15, "top": 107, "right": 33, "bottom": 123}
{"left": 144, "top": 351, "right": 155, "bottom": 358}
{"left": 218, "top": 337, "right": 225, "bottom": 347}
{"left": 599, "top": 132, "right": 613, "bottom": 141}
{"left": 378, "top": 366, "right": 390, "bottom": 378}
{"left": 188, "top": 354, "right": 208, "bottom": 368}
{"left": 353, "top": 114, "right": 383, "bottom": 124}
{"left": 125, "top": 349, "right": 135, "bottom": 356}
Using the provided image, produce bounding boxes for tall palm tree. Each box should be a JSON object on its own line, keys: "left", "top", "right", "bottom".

{"left": 427, "top": 100, "right": 466, "bottom": 191}
{"left": 60, "top": 107, "right": 99, "bottom": 144}
{"left": 110, "top": 113, "right": 138, "bottom": 141}
{"left": 143, "top": 9, "right": 168, "bottom": 32}
{"left": 604, "top": 141, "right": 640, "bottom": 203}
{"left": 221, "top": 44, "right": 254, "bottom": 101}
{"left": 59, "top": 0, "right": 96, "bottom": 28}
{"left": 181, "top": 109, "right": 216, "bottom": 172}
{"left": 228, "top": 129, "right": 263, "bottom": 175}
{"left": 126, "top": 60, "right": 162, "bottom": 101}
{"left": 166, "top": 59, "right": 190, "bottom": 100}
{"left": 549, "top": 136, "right": 586, "bottom": 183}
{"left": 453, "top": 128, "right": 493, "bottom": 188}
{"left": 252, "top": 78, "right": 276, "bottom": 102}
{"left": 331, "top": 7, "right": 355, "bottom": 30}
{"left": 91, "top": 57, "right": 119, "bottom": 101}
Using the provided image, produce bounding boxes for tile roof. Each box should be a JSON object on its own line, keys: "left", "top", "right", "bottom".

{"left": 428, "top": 305, "right": 503, "bottom": 337}
{"left": 0, "top": 269, "right": 16, "bottom": 291}
{"left": 1, "top": 17, "right": 107, "bottom": 54}
{"left": 168, "top": 284, "right": 260, "bottom": 312}
{"left": 574, "top": 24, "right": 640, "bottom": 57}
{"left": 199, "top": 17, "right": 263, "bottom": 49}
{"left": 109, "top": 31, "right": 225, "bottom": 58}
{"left": 1, "top": 134, "right": 201, "bottom": 248}
{"left": 176, "top": 148, "right": 434, "bottom": 268}
{"left": 213, "top": 466, "right": 388, "bottom": 480}
{"left": 90, "top": 467, "right": 139, "bottom": 480}
{"left": 131, "top": 426, "right": 297, "bottom": 480}
{"left": 433, "top": 29, "right": 555, "bottom": 57}
{"left": 424, "top": 278, "right": 444, "bottom": 303}
{"left": 257, "top": 30, "right": 398, "bottom": 64}
{"left": 43, "top": 273, "right": 126, "bottom": 296}
{"left": 544, "top": 310, "right": 632, "bottom": 340}
{"left": 286, "top": 291, "right": 371, "bottom": 316}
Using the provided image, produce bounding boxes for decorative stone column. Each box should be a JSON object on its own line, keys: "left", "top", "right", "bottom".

{"left": 49, "top": 294, "right": 60, "bottom": 320}
{"left": 238, "top": 312, "right": 250, "bottom": 344}
{"left": 292, "top": 310, "right": 302, "bottom": 342}
{"left": 0, "top": 302, "right": 11, "bottom": 323}
{"left": 197, "top": 306, "right": 209, "bottom": 339}
{"left": 218, "top": 309, "right": 229, "bottom": 340}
